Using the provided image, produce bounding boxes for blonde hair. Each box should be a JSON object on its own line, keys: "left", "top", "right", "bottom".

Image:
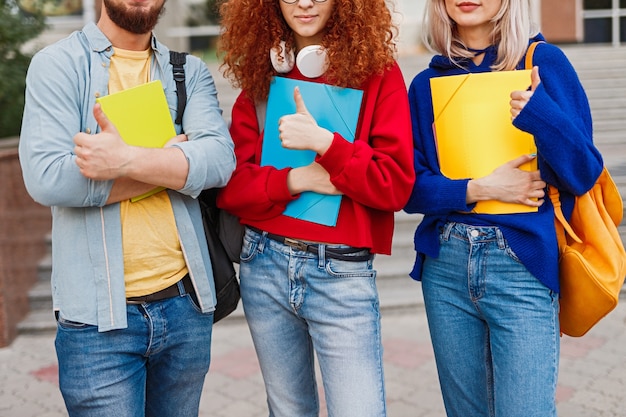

{"left": 421, "top": 0, "right": 539, "bottom": 71}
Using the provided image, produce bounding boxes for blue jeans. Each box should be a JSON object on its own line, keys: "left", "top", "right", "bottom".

{"left": 55, "top": 288, "right": 213, "bottom": 417}
{"left": 421, "top": 222, "right": 559, "bottom": 417}
{"left": 240, "top": 228, "right": 386, "bottom": 417}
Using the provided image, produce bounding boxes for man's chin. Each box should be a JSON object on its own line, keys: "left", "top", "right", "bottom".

{"left": 103, "top": 0, "right": 164, "bottom": 34}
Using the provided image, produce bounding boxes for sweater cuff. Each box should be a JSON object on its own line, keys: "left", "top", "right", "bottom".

{"left": 455, "top": 178, "right": 476, "bottom": 212}
{"left": 266, "top": 167, "right": 298, "bottom": 204}
{"left": 316, "top": 133, "right": 353, "bottom": 177}
{"left": 513, "top": 83, "right": 554, "bottom": 135}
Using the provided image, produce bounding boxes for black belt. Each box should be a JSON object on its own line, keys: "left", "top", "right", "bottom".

{"left": 127, "top": 274, "right": 194, "bottom": 304}
{"left": 249, "top": 227, "right": 372, "bottom": 262}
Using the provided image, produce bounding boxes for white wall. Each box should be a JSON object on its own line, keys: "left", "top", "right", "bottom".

{"left": 154, "top": 0, "right": 188, "bottom": 52}
{"left": 395, "top": 0, "right": 426, "bottom": 54}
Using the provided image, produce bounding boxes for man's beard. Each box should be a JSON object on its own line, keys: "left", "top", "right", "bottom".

{"left": 103, "top": 0, "right": 165, "bottom": 34}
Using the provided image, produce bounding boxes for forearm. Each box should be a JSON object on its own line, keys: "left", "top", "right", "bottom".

{"left": 106, "top": 177, "right": 158, "bottom": 204}
{"left": 122, "top": 145, "right": 189, "bottom": 190}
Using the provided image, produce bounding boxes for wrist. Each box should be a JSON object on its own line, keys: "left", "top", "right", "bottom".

{"left": 466, "top": 178, "right": 487, "bottom": 204}
{"left": 287, "top": 167, "right": 306, "bottom": 195}
{"left": 118, "top": 145, "right": 140, "bottom": 178}
{"left": 314, "top": 129, "right": 334, "bottom": 155}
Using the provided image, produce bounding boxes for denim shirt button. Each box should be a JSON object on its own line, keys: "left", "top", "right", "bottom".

{"left": 470, "top": 229, "right": 479, "bottom": 238}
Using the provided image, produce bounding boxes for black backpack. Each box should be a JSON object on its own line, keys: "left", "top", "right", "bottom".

{"left": 169, "top": 51, "right": 242, "bottom": 323}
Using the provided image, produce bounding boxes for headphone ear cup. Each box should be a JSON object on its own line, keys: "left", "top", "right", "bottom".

{"left": 296, "top": 45, "right": 328, "bottom": 78}
{"left": 269, "top": 41, "right": 295, "bottom": 73}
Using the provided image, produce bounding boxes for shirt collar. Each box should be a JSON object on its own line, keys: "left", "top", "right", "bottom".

{"left": 82, "top": 21, "right": 164, "bottom": 57}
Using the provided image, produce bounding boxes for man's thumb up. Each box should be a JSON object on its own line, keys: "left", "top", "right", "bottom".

{"left": 93, "top": 103, "right": 119, "bottom": 135}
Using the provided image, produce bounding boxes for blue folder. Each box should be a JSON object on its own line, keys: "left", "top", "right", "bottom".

{"left": 261, "top": 77, "right": 364, "bottom": 226}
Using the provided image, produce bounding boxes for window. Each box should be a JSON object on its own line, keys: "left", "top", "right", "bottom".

{"left": 583, "top": 0, "right": 625, "bottom": 45}
{"left": 584, "top": 18, "right": 613, "bottom": 43}
{"left": 584, "top": 0, "right": 612, "bottom": 9}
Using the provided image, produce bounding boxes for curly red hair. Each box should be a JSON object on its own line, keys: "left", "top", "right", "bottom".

{"left": 217, "top": 0, "right": 398, "bottom": 102}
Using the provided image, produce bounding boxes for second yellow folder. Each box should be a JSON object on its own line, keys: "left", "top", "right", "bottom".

{"left": 431, "top": 70, "right": 537, "bottom": 214}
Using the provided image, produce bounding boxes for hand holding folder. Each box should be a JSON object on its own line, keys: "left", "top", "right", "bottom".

{"left": 430, "top": 70, "right": 538, "bottom": 214}
{"left": 96, "top": 80, "right": 176, "bottom": 201}
{"left": 261, "top": 77, "right": 363, "bottom": 226}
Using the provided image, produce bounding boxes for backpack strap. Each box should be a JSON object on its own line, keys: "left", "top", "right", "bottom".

{"left": 526, "top": 41, "right": 580, "bottom": 242}
{"left": 525, "top": 41, "right": 544, "bottom": 70}
{"left": 549, "top": 185, "right": 582, "bottom": 245}
{"left": 169, "top": 51, "right": 188, "bottom": 125}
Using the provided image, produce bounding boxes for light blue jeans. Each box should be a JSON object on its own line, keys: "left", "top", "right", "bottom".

{"left": 421, "top": 222, "right": 559, "bottom": 417}
{"left": 240, "top": 228, "right": 386, "bottom": 417}
{"left": 55, "top": 287, "right": 213, "bottom": 417}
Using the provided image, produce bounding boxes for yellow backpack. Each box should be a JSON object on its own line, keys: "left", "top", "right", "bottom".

{"left": 550, "top": 167, "right": 626, "bottom": 337}
{"left": 526, "top": 41, "right": 626, "bottom": 337}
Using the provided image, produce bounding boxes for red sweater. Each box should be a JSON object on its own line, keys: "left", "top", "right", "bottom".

{"left": 217, "top": 62, "right": 414, "bottom": 255}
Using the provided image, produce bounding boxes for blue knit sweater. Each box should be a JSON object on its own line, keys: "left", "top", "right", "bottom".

{"left": 404, "top": 34, "right": 603, "bottom": 292}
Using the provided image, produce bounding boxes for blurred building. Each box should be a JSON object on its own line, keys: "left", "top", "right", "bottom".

{"left": 29, "top": 0, "right": 624, "bottom": 54}
{"left": 541, "top": 0, "right": 626, "bottom": 46}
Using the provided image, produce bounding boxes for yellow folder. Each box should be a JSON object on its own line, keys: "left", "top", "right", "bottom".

{"left": 430, "top": 70, "right": 537, "bottom": 214}
{"left": 96, "top": 80, "right": 176, "bottom": 201}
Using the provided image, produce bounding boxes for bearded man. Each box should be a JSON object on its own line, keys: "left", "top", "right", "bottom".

{"left": 19, "top": 0, "right": 235, "bottom": 415}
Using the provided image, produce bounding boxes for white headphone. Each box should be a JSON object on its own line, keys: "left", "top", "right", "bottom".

{"left": 269, "top": 41, "right": 329, "bottom": 78}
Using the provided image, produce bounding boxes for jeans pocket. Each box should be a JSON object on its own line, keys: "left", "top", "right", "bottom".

{"left": 503, "top": 243, "right": 522, "bottom": 263}
{"left": 240, "top": 230, "right": 259, "bottom": 263}
{"left": 325, "top": 258, "right": 376, "bottom": 279}
{"left": 57, "top": 316, "right": 90, "bottom": 330}
{"left": 184, "top": 292, "right": 204, "bottom": 313}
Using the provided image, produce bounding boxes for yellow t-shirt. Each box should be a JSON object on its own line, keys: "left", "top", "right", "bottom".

{"left": 109, "top": 47, "right": 188, "bottom": 297}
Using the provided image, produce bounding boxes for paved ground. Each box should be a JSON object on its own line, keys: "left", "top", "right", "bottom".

{"left": 1, "top": 293, "right": 626, "bottom": 417}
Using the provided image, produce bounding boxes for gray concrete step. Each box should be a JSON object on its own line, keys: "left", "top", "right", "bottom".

{"left": 586, "top": 85, "right": 626, "bottom": 99}
{"left": 16, "top": 309, "right": 55, "bottom": 335}
{"left": 594, "top": 119, "right": 626, "bottom": 134}
{"left": 36, "top": 253, "right": 52, "bottom": 282}
{"left": 595, "top": 131, "right": 626, "bottom": 145}
{"left": 562, "top": 46, "right": 625, "bottom": 137}
{"left": 558, "top": 45, "right": 626, "bottom": 63}
{"left": 27, "top": 281, "right": 53, "bottom": 311}
{"left": 581, "top": 84, "right": 626, "bottom": 97}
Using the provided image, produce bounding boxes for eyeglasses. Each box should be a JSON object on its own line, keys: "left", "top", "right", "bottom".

{"left": 280, "top": 0, "right": 328, "bottom": 4}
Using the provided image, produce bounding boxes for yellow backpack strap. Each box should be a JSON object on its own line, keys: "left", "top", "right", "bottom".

{"left": 528, "top": 40, "right": 581, "bottom": 243}
{"left": 525, "top": 41, "right": 544, "bottom": 70}
{"left": 549, "top": 185, "right": 583, "bottom": 245}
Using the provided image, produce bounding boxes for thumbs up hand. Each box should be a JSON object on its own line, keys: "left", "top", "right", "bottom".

{"left": 529, "top": 65, "right": 541, "bottom": 91}
{"left": 73, "top": 103, "right": 134, "bottom": 180}
{"left": 293, "top": 85, "right": 310, "bottom": 115}
{"left": 278, "top": 86, "right": 334, "bottom": 155}
{"left": 510, "top": 66, "right": 542, "bottom": 120}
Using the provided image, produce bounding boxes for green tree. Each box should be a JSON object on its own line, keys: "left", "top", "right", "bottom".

{"left": 0, "top": 0, "right": 45, "bottom": 138}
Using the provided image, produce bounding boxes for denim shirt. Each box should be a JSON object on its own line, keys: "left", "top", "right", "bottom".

{"left": 19, "top": 22, "right": 235, "bottom": 331}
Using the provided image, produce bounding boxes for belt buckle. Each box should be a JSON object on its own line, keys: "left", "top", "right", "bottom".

{"left": 284, "top": 238, "right": 309, "bottom": 252}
